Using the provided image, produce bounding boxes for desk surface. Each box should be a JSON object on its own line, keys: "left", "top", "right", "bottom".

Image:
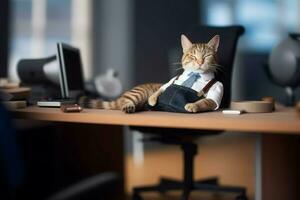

{"left": 11, "top": 106, "right": 300, "bottom": 134}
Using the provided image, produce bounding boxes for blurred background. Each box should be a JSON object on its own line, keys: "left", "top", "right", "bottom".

{"left": 1, "top": 0, "right": 300, "bottom": 199}
{"left": 4, "top": 0, "right": 300, "bottom": 101}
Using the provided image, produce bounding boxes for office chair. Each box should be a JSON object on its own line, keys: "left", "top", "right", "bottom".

{"left": 132, "top": 25, "right": 246, "bottom": 200}
{"left": 0, "top": 103, "right": 121, "bottom": 200}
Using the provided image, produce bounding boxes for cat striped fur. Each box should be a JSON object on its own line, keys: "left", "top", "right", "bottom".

{"left": 102, "top": 83, "right": 162, "bottom": 113}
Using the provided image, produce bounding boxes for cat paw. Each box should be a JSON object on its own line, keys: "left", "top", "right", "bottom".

{"left": 121, "top": 103, "right": 136, "bottom": 113}
{"left": 185, "top": 103, "right": 199, "bottom": 113}
{"left": 148, "top": 95, "right": 158, "bottom": 106}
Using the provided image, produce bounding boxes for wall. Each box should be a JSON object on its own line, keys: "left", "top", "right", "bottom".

{"left": 92, "top": 0, "right": 134, "bottom": 90}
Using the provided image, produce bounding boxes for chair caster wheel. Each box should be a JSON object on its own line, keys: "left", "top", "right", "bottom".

{"left": 132, "top": 193, "right": 142, "bottom": 200}
{"left": 236, "top": 194, "right": 248, "bottom": 200}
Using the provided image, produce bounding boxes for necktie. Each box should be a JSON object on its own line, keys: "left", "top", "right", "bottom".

{"left": 181, "top": 72, "right": 200, "bottom": 88}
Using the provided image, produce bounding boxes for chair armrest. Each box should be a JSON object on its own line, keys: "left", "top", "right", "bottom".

{"left": 46, "top": 172, "right": 120, "bottom": 200}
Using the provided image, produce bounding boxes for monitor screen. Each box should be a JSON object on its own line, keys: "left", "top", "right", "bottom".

{"left": 57, "top": 43, "right": 84, "bottom": 99}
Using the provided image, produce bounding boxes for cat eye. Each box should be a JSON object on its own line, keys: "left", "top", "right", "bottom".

{"left": 188, "top": 55, "right": 197, "bottom": 60}
{"left": 203, "top": 54, "right": 213, "bottom": 59}
{"left": 203, "top": 54, "right": 214, "bottom": 60}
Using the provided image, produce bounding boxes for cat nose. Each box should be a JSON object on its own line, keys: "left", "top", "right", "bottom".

{"left": 196, "top": 59, "right": 203, "bottom": 65}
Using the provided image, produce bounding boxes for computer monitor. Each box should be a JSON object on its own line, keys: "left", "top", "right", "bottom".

{"left": 57, "top": 43, "right": 85, "bottom": 99}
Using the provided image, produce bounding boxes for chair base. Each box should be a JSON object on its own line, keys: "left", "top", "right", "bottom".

{"left": 132, "top": 177, "right": 247, "bottom": 200}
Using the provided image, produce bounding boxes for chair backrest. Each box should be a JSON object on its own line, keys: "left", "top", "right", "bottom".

{"left": 185, "top": 25, "right": 245, "bottom": 108}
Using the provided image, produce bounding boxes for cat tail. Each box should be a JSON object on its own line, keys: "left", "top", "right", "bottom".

{"left": 79, "top": 98, "right": 121, "bottom": 110}
{"left": 101, "top": 99, "right": 123, "bottom": 110}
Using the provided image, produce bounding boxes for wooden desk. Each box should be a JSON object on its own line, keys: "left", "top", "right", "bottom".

{"left": 11, "top": 106, "right": 300, "bottom": 134}
{"left": 11, "top": 106, "right": 300, "bottom": 200}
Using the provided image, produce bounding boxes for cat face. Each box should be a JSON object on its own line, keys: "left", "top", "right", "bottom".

{"left": 181, "top": 34, "right": 220, "bottom": 73}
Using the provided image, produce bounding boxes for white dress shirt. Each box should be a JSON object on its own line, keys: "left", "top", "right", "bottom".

{"left": 160, "top": 70, "right": 224, "bottom": 110}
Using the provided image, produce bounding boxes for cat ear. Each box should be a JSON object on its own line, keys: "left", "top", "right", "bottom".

{"left": 207, "top": 35, "right": 220, "bottom": 52}
{"left": 181, "top": 34, "right": 193, "bottom": 53}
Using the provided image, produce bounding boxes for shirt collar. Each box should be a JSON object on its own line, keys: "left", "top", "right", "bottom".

{"left": 183, "top": 69, "right": 215, "bottom": 81}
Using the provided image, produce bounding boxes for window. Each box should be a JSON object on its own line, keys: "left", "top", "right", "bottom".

{"left": 202, "top": 0, "right": 300, "bottom": 52}
{"left": 9, "top": 0, "right": 92, "bottom": 81}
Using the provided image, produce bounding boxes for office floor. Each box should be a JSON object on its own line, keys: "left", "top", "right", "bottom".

{"left": 126, "top": 133, "right": 256, "bottom": 200}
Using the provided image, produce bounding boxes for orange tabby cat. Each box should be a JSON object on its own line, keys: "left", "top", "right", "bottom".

{"left": 100, "top": 34, "right": 222, "bottom": 113}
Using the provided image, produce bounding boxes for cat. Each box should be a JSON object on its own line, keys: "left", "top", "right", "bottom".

{"left": 99, "top": 34, "right": 223, "bottom": 113}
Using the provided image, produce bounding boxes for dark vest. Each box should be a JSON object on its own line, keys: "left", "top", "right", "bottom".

{"left": 148, "top": 77, "right": 216, "bottom": 113}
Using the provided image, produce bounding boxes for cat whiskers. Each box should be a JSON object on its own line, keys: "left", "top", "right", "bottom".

{"left": 169, "top": 66, "right": 183, "bottom": 71}
{"left": 169, "top": 62, "right": 183, "bottom": 71}
{"left": 210, "top": 64, "right": 224, "bottom": 73}
{"left": 171, "top": 62, "right": 182, "bottom": 65}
